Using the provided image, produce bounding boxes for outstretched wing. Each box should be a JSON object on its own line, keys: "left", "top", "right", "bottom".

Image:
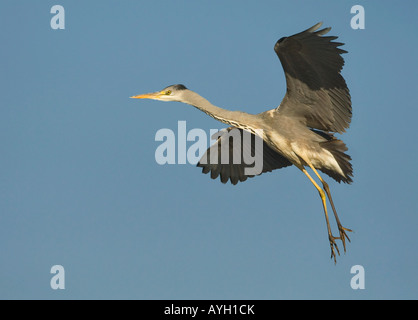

{"left": 274, "top": 22, "right": 351, "bottom": 133}
{"left": 197, "top": 128, "right": 292, "bottom": 185}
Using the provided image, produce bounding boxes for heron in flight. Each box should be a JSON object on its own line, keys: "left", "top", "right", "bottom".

{"left": 131, "top": 22, "right": 353, "bottom": 263}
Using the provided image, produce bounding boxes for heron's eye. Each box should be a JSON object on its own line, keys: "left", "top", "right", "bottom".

{"left": 165, "top": 90, "right": 172, "bottom": 95}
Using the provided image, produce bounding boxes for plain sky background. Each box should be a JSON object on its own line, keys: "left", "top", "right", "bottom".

{"left": 1, "top": 0, "right": 417, "bottom": 300}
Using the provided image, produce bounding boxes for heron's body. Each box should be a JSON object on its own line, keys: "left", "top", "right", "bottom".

{"left": 181, "top": 91, "right": 351, "bottom": 184}
{"left": 267, "top": 120, "right": 342, "bottom": 176}
{"left": 131, "top": 22, "right": 353, "bottom": 263}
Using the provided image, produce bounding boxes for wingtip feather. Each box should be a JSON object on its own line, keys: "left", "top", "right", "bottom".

{"left": 307, "top": 22, "right": 323, "bottom": 33}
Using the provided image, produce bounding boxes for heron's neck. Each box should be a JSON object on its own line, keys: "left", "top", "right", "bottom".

{"left": 182, "top": 90, "right": 255, "bottom": 128}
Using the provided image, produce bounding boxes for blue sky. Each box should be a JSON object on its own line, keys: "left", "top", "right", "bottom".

{"left": 1, "top": 0, "right": 417, "bottom": 299}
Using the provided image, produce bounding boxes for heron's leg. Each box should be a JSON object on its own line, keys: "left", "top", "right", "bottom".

{"left": 299, "top": 167, "right": 340, "bottom": 263}
{"left": 305, "top": 163, "right": 352, "bottom": 252}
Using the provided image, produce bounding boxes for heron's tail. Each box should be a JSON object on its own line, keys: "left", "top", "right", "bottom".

{"left": 320, "top": 138, "right": 353, "bottom": 184}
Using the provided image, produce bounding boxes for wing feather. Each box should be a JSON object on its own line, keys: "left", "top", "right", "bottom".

{"left": 197, "top": 128, "right": 292, "bottom": 185}
{"left": 274, "top": 22, "right": 351, "bottom": 133}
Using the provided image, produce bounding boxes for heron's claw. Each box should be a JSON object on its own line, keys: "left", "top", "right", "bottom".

{"left": 329, "top": 226, "right": 352, "bottom": 263}
{"left": 337, "top": 225, "right": 352, "bottom": 253}
{"left": 329, "top": 235, "right": 340, "bottom": 264}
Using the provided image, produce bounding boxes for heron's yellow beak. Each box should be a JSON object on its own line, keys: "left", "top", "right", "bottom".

{"left": 130, "top": 92, "right": 162, "bottom": 100}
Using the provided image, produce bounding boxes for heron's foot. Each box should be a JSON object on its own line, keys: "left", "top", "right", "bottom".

{"left": 329, "top": 234, "right": 340, "bottom": 264}
{"left": 337, "top": 225, "right": 352, "bottom": 253}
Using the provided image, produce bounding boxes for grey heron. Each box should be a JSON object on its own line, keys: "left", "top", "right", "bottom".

{"left": 131, "top": 22, "right": 353, "bottom": 263}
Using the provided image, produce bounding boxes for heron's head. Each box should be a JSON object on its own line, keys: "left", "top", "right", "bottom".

{"left": 130, "top": 84, "right": 188, "bottom": 102}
